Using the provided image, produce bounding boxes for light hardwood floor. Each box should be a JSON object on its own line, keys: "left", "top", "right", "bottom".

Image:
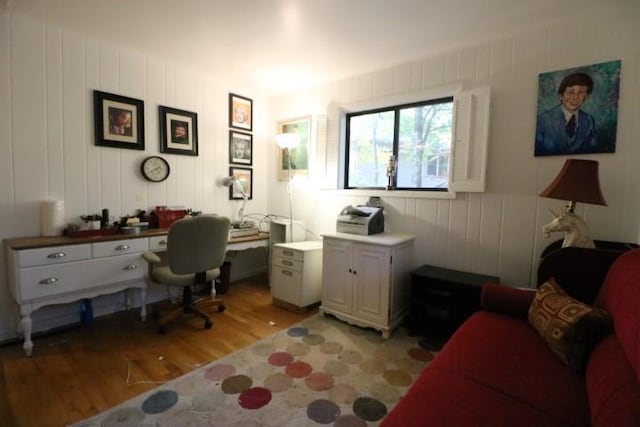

{"left": 0, "top": 275, "right": 317, "bottom": 427}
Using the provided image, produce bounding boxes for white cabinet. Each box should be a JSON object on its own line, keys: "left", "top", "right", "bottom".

{"left": 320, "top": 232, "right": 414, "bottom": 338}
{"left": 5, "top": 237, "right": 150, "bottom": 356}
{"left": 271, "top": 241, "right": 323, "bottom": 310}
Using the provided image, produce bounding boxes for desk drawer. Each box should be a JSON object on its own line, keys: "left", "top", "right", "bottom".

{"left": 149, "top": 236, "right": 168, "bottom": 251}
{"left": 17, "top": 254, "right": 145, "bottom": 301}
{"left": 272, "top": 246, "right": 303, "bottom": 262}
{"left": 92, "top": 238, "right": 149, "bottom": 258}
{"left": 17, "top": 244, "right": 91, "bottom": 268}
{"left": 272, "top": 256, "right": 303, "bottom": 272}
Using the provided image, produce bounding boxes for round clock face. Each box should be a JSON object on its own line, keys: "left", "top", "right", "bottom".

{"left": 141, "top": 156, "right": 170, "bottom": 182}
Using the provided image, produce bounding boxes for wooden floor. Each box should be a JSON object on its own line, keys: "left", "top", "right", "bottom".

{"left": 0, "top": 275, "right": 317, "bottom": 427}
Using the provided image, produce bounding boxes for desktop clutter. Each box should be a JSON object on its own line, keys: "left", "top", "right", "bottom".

{"left": 62, "top": 206, "right": 200, "bottom": 238}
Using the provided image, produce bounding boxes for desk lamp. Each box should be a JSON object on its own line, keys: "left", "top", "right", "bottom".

{"left": 221, "top": 175, "right": 250, "bottom": 228}
{"left": 275, "top": 132, "right": 300, "bottom": 242}
{"left": 539, "top": 159, "right": 607, "bottom": 247}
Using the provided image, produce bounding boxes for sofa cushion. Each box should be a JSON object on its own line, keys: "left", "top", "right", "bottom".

{"left": 586, "top": 335, "right": 640, "bottom": 426}
{"left": 383, "top": 311, "right": 590, "bottom": 426}
{"left": 528, "top": 278, "right": 611, "bottom": 372}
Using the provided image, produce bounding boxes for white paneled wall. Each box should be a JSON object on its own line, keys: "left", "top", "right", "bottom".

{"left": 0, "top": 12, "right": 268, "bottom": 341}
{"left": 268, "top": 10, "right": 640, "bottom": 289}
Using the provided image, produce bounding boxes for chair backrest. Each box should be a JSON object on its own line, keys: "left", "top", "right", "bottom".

{"left": 166, "top": 215, "right": 231, "bottom": 275}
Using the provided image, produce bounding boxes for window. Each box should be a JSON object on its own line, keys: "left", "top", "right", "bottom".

{"left": 345, "top": 97, "right": 453, "bottom": 190}
{"left": 317, "top": 86, "right": 490, "bottom": 195}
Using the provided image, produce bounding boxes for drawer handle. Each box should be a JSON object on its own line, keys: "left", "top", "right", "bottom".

{"left": 282, "top": 250, "right": 294, "bottom": 257}
{"left": 282, "top": 260, "right": 293, "bottom": 267}
{"left": 281, "top": 270, "right": 293, "bottom": 276}
{"left": 124, "top": 264, "right": 138, "bottom": 270}
{"left": 39, "top": 277, "right": 58, "bottom": 285}
{"left": 158, "top": 240, "right": 167, "bottom": 246}
{"left": 115, "top": 244, "right": 130, "bottom": 251}
{"left": 47, "top": 252, "right": 66, "bottom": 259}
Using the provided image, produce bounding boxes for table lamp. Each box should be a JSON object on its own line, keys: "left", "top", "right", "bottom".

{"left": 539, "top": 159, "right": 607, "bottom": 248}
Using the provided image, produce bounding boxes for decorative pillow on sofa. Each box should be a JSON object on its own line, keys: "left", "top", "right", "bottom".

{"left": 528, "top": 278, "right": 612, "bottom": 373}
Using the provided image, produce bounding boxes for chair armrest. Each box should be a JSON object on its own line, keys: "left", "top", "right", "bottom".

{"left": 141, "top": 251, "right": 161, "bottom": 264}
{"left": 481, "top": 283, "right": 535, "bottom": 320}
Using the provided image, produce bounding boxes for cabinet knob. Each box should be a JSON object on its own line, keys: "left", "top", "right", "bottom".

{"left": 124, "top": 264, "right": 138, "bottom": 270}
{"left": 282, "top": 270, "right": 293, "bottom": 276}
{"left": 39, "top": 277, "right": 58, "bottom": 285}
{"left": 353, "top": 270, "right": 357, "bottom": 275}
{"left": 282, "top": 260, "right": 293, "bottom": 267}
{"left": 158, "top": 240, "right": 167, "bottom": 246}
{"left": 283, "top": 250, "right": 294, "bottom": 257}
{"left": 115, "top": 244, "right": 130, "bottom": 251}
{"left": 47, "top": 252, "right": 66, "bottom": 259}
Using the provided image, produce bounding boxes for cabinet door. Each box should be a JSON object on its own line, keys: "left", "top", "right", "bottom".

{"left": 321, "top": 239, "right": 352, "bottom": 313}
{"left": 352, "top": 244, "right": 391, "bottom": 324}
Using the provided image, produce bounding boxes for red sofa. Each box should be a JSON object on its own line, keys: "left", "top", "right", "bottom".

{"left": 382, "top": 248, "right": 640, "bottom": 426}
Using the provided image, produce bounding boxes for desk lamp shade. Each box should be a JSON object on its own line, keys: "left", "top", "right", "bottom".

{"left": 540, "top": 159, "right": 607, "bottom": 212}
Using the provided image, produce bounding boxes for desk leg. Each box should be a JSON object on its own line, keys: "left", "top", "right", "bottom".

{"left": 140, "top": 287, "right": 147, "bottom": 321}
{"left": 19, "top": 305, "right": 33, "bottom": 357}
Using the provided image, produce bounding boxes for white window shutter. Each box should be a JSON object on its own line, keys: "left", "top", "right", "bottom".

{"left": 450, "top": 86, "right": 491, "bottom": 192}
{"left": 316, "top": 103, "right": 341, "bottom": 189}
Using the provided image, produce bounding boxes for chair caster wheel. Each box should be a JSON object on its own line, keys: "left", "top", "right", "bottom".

{"left": 204, "top": 320, "right": 213, "bottom": 329}
{"left": 158, "top": 325, "right": 167, "bottom": 334}
{"left": 218, "top": 305, "right": 226, "bottom": 313}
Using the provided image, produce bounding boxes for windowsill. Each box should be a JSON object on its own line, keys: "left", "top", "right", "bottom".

{"left": 331, "top": 188, "right": 456, "bottom": 199}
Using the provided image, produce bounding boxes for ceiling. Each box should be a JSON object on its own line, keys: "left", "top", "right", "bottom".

{"left": 5, "top": 0, "right": 612, "bottom": 94}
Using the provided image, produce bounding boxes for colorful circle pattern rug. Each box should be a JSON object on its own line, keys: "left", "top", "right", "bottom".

{"left": 73, "top": 315, "right": 435, "bottom": 426}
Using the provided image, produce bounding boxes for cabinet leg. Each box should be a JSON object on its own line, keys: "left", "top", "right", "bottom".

{"left": 20, "top": 305, "right": 33, "bottom": 357}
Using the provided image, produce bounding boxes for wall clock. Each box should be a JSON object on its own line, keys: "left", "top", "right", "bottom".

{"left": 140, "top": 156, "right": 170, "bottom": 182}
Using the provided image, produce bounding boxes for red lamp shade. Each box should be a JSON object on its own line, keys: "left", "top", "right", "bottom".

{"left": 540, "top": 159, "right": 607, "bottom": 207}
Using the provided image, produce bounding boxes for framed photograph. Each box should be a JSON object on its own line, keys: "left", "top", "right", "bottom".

{"left": 229, "top": 166, "right": 253, "bottom": 200}
{"left": 535, "top": 60, "right": 621, "bottom": 156}
{"left": 229, "top": 130, "right": 253, "bottom": 165}
{"left": 277, "top": 116, "right": 311, "bottom": 181}
{"left": 159, "top": 106, "right": 198, "bottom": 156}
{"left": 93, "top": 90, "right": 145, "bottom": 150}
{"left": 229, "top": 93, "right": 253, "bottom": 131}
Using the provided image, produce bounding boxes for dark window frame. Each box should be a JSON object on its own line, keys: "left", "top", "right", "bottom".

{"left": 344, "top": 96, "right": 454, "bottom": 191}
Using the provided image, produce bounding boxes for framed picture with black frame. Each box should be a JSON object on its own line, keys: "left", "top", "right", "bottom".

{"left": 229, "top": 93, "right": 253, "bottom": 131}
{"left": 93, "top": 90, "right": 145, "bottom": 150}
{"left": 159, "top": 106, "right": 198, "bottom": 156}
{"left": 229, "top": 166, "right": 253, "bottom": 200}
{"left": 229, "top": 130, "right": 253, "bottom": 165}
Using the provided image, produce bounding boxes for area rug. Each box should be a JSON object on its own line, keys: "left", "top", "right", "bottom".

{"left": 72, "top": 314, "right": 436, "bottom": 427}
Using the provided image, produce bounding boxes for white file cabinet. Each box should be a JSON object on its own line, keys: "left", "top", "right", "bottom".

{"left": 271, "top": 241, "right": 323, "bottom": 311}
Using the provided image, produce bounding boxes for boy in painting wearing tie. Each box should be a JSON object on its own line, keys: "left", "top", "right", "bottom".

{"left": 535, "top": 72, "right": 596, "bottom": 156}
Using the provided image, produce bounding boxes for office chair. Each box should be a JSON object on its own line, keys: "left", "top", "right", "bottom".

{"left": 142, "top": 215, "right": 231, "bottom": 333}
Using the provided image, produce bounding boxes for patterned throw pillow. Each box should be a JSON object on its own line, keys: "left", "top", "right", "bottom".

{"left": 528, "top": 278, "right": 612, "bottom": 373}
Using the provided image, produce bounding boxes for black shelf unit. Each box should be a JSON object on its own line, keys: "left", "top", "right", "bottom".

{"left": 407, "top": 265, "right": 499, "bottom": 340}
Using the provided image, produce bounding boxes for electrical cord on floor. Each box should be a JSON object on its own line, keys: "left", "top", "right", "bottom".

{"left": 123, "top": 356, "right": 211, "bottom": 386}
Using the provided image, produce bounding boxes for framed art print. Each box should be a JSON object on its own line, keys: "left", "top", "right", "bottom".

{"left": 94, "top": 90, "right": 145, "bottom": 150}
{"left": 229, "top": 166, "right": 253, "bottom": 200}
{"left": 277, "top": 116, "right": 311, "bottom": 181}
{"left": 229, "top": 93, "right": 253, "bottom": 131}
{"left": 229, "top": 130, "right": 253, "bottom": 165}
{"left": 159, "top": 106, "right": 198, "bottom": 156}
{"left": 534, "top": 60, "right": 621, "bottom": 156}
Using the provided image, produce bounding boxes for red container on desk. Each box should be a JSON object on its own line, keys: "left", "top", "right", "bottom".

{"left": 150, "top": 206, "right": 187, "bottom": 229}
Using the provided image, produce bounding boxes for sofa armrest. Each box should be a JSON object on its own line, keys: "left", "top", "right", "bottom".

{"left": 481, "top": 283, "right": 535, "bottom": 320}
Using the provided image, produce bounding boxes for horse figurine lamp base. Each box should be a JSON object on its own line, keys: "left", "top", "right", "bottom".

{"left": 542, "top": 207, "right": 596, "bottom": 249}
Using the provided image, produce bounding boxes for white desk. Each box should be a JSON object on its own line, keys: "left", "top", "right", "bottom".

{"left": 4, "top": 230, "right": 268, "bottom": 356}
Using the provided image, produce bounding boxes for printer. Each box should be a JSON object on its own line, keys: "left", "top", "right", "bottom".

{"left": 336, "top": 205, "right": 384, "bottom": 235}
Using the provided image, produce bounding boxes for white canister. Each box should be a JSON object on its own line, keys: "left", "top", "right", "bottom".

{"left": 40, "top": 200, "right": 65, "bottom": 236}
